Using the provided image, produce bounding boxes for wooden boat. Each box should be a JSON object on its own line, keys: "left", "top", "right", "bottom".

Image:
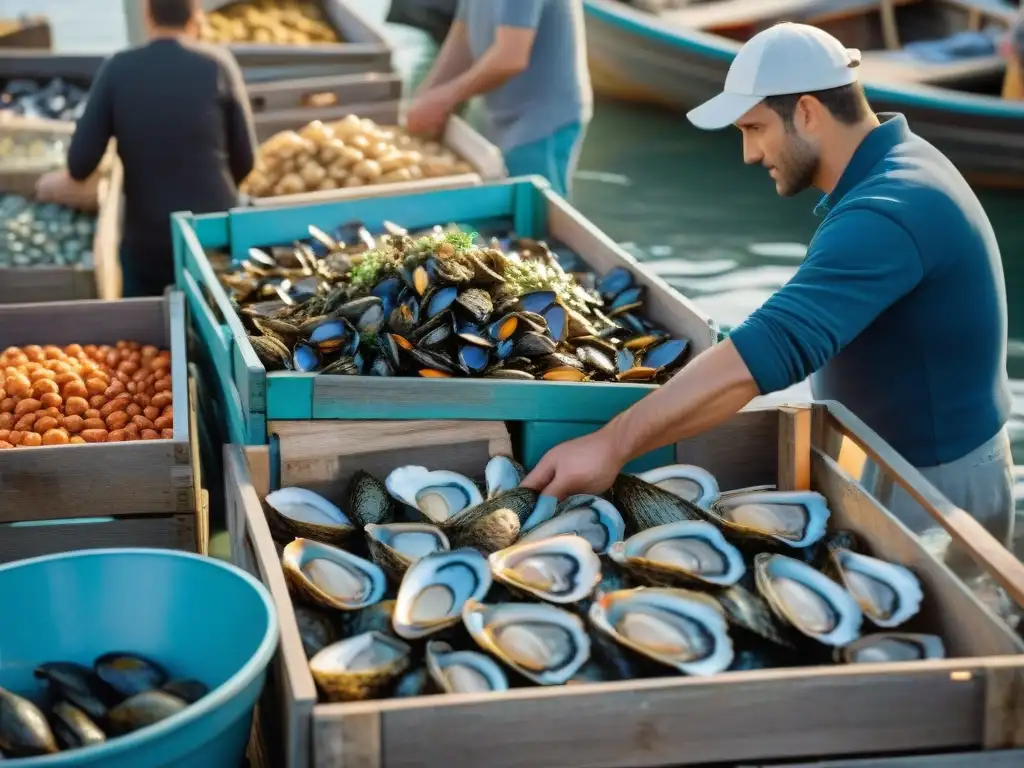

{"left": 584, "top": 0, "right": 1024, "bottom": 187}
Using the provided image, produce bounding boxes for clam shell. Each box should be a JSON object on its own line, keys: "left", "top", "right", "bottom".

{"left": 462, "top": 599, "right": 591, "bottom": 685}
{"left": 519, "top": 494, "right": 626, "bottom": 555}
{"left": 835, "top": 633, "right": 945, "bottom": 664}
{"left": 283, "top": 538, "right": 387, "bottom": 611}
{"left": 393, "top": 548, "right": 492, "bottom": 639}
{"left": 310, "top": 632, "right": 412, "bottom": 702}
{"left": 365, "top": 522, "right": 451, "bottom": 582}
{"left": 827, "top": 549, "right": 923, "bottom": 628}
{"left": 608, "top": 520, "right": 746, "bottom": 588}
{"left": 754, "top": 553, "right": 862, "bottom": 646}
{"left": 589, "top": 587, "right": 735, "bottom": 676}
{"left": 385, "top": 466, "right": 483, "bottom": 525}
{"left": 425, "top": 641, "right": 509, "bottom": 694}
{"left": 489, "top": 535, "right": 603, "bottom": 604}
{"left": 707, "top": 490, "right": 830, "bottom": 549}
{"left": 633, "top": 464, "right": 720, "bottom": 510}
{"left": 265, "top": 487, "right": 358, "bottom": 546}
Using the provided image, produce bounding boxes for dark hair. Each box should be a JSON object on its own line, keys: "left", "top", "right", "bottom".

{"left": 763, "top": 83, "right": 870, "bottom": 129}
{"left": 148, "top": 0, "right": 197, "bottom": 28}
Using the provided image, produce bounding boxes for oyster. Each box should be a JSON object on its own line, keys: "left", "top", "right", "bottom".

{"left": 706, "top": 490, "right": 830, "bottom": 549}
{"left": 608, "top": 520, "right": 746, "bottom": 588}
{"left": 754, "top": 553, "right": 862, "bottom": 646}
{"left": 485, "top": 455, "right": 525, "bottom": 499}
{"left": 826, "top": 549, "right": 923, "bottom": 628}
{"left": 462, "top": 599, "right": 591, "bottom": 685}
{"left": 716, "top": 584, "right": 796, "bottom": 649}
{"left": 265, "top": 486, "right": 358, "bottom": 546}
{"left": 611, "top": 474, "right": 707, "bottom": 532}
{"left": 589, "top": 587, "right": 735, "bottom": 676}
{"left": 440, "top": 488, "right": 536, "bottom": 553}
{"left": 488, "top": 535, "right": 602, "bottom": 604}
{"left": 282, "top": 538, "right": 387, "bottom": 611}
{"left": 519, "top": 494, "right": 626, "bottom": 555}
{"left": 309, "top": 632, "right": 412, "bottom": 702}
{"left": 836, "top": 633, "right": 945, "bottom": 664}
{"left": 392, "top": 548, "right": 492, "bottom": 639}
{"left": 365, "top": 522, "right": 451, "bottom": 582}
{"left": 634, "top": 464, "right": 720, "bottom": 510}
{"left": 425, "top": 640, "right": 509, "bottom": 694}
{"left": 346, "top": 470, "right": 396, "bottom": 527}
{"left": 385, "top": 466, "right": 483, "bottom": 525}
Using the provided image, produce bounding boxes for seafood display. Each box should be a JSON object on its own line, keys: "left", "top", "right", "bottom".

{"left": 199, "top": 0, "right": 339, "bottom": 45}
{"left": 0, "top": 133, "right": 68, "bottom": 171}
{"left": 0, "top": 77, "right": 89, "bottom": 122}
{"left": 0, "top": 651, "right": 209, "bottom": 758}
{"left": 241, "top": 115, "right": 476, "bottom": 199}
{"left": 222, "top": 223, "right": 694, "bottom": 383}
{"left": 263, "top": 457, "right": 942, "bottom": 703}
{"left": 0, "top": 195, "right": 95, "bottom": 269}
{"left": 0, "top": 340, "right": 174, "bottom": 447}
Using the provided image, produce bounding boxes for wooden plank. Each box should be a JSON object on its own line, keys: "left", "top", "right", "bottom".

{"left": 983, "top": 662, "right": 1024, "bottom": 749}
{"left": 313, "top": 704, "right": 381, "bottom": 768}
{"left": 764, "top": 748, "right": 1024, "bottom": 767}
{"left": 778, "top": 404, "right": 812, "bottom": 491}
{"left": 247, "top": 72, "right": 402, "bottom": 113}
{"left": 188, "top": 373, "right": 208, "bottom": 554}
{"left": 0, "top": 514, "right": 195, "bottom": 563}
{"left": 315, "top": 663, "right": 986, "bottom": 768}
{"left": 816, "top": 400, "right": 1024, "bottom": 608}
{"left": 811, "top": 449, "right": 1023, "bottom": 658}
{"left": 225, "top": 443, "right": 316, "bottom": 768}
{"left": 673, "top": 405, "right": 779, "bottom": 491}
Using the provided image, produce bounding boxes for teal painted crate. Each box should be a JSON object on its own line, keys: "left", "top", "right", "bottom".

{"left": 173, "top": 177, "right": 718, "bottom": 448}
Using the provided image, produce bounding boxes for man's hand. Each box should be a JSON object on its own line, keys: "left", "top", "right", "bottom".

{"left": 521, "top": 427, "right": 626, "bottom": 500}
{"left": 406, "top": 87, "right": 456, "bottom": 136}
{"left": 34, "top": 169, "right": 77, "bottom": 204}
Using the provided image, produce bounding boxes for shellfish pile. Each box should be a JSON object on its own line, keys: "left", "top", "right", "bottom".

{"left": 224, "top": 223, "right": 692, "bottom": 382}
{"left": 0, "top": 652, "right": 209, "bottom": 758}
{"left": 264, "top": 457, "right": 941, "bottom": 702}
{"left": 199, "top": 0, "right": 339, "bottom": 45}
{"left": 0, "top": 77, "right": 89, "bottom": 122}
{"left": 0, "top": 194, "right": 95, "bottom": 269}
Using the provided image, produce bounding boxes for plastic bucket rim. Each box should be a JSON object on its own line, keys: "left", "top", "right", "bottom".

{"left": 0, "top": 547, "right": 280, "bottom": 766}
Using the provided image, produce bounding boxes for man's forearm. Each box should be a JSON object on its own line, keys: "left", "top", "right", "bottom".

{"left": 438, "top": 45, "right": 524, "bottom": 105}
{"left": 604, "top": 339, "right": 761, "bottom": 466}
{"left": 417, "top": 22, "right": 472, "bottom": 93}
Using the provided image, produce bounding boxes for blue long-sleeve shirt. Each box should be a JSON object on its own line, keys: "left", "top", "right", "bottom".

{"left": 729, "top": 114, "right": 1011, "bottom": 468}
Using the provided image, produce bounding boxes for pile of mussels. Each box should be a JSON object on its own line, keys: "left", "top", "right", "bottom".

{"left": 265, "top": 458, "right": 942, "bottom": 702}
{"left": 0, "top": 194, "right": 96, "bottom": 269}
{"left": 222, "top": 223, "right": 691, "bottom": 382}
{"left": 0, "top": 652, "right": 209, "bottom": 759}
{"left": 0, "top": 77, "right": 89, "bottom": 122}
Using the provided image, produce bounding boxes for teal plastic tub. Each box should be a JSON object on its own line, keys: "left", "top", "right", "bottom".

{"left": 0, "top": 548, "right": 279, "bottom": 767}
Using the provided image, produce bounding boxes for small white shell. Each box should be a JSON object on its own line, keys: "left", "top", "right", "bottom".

{"left": 488, "top": 535, "right": 602, "bottom": 604}
{"left": 425, "top": 640, "right": 509, "bottom": 694}
{"left": 385, "top": 466, "right": 484, "bottom": 525}
{"left": 392, "top": 548, "right": 492, "bottom": 639}
{"left": 634, "top": 464, "right": 720, "bottom": 509}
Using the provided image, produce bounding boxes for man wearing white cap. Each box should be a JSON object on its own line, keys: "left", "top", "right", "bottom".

{"left": 523, "top": 23, "right": 1013, "bottom": 565}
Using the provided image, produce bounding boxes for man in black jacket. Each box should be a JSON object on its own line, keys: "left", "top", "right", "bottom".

{"left": 37, "top": 0, "right": 257, "bottom": 297}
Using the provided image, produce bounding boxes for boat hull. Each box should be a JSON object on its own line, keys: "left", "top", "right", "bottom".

{"left": 584, "top": 0, "right": 1024, "bottom": 188}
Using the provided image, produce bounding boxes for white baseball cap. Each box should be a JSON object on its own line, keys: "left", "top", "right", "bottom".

{"left": 687, "top": 22, "right": 862, "bottom": 130}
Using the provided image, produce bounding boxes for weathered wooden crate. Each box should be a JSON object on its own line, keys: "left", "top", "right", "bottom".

{"left": 174, "top": 177, "right": 716, "bottom": 453}
{"left": 250, "top": 99, "right": 505, "bottom": 194}
{"left": 247, "top": 71, "right": 403, "bottom": 117}
{"left": 0, "top": 15, "right": 52, "bottom": 49}
{"left": 224, "top": 401, "right": 1024, "bottom": 768}
{"left": 0, "top": 52, "right": 103, "bottom": 99}
{"left": 0, "top": 144, "right": 123, "bottom": 304}
{"left": 0, "top": 293, "right": 195, "bottom": 527}
{"left": 199, "top": 0, "right": 392, "bottom": 83}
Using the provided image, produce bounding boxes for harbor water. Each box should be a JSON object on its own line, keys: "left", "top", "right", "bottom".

{"left": 9, "top": 1, "right": 1024, "bottom": 557}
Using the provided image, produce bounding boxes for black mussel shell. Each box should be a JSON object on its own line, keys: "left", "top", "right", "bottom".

{"left": 486, "top": 367, "right": 535, "bottom": 380}
{"left": 250, "top": 335, "right": 291, "bottom": 370}
{"left": 517, "top": 290, "right": 556, "bottom": 315}
{"left": 292, "top": 342, "right": 320, "bottom": 372}
{"left": 0, "top": 687, "right": 59, "bottom": 757}
{"left": 161, "top": 679, "right": 210, "bottom": 705}
{"left": 642, "top": 338, "right": 689, "bottom": 371}
{"left": 106, "top": 691, "right": 187, "bottom": 737}
{"left": 94, "top": 652, "right": 169, "bottom": 698}
{"left": 34, "top": 662, "right": 118, "bottom": 723}
{"left": 336, "top": 296, "right": 382, "bottom": 323}
{"left": 409, "top": 310, "right": 453, "bottom": 346}
{"left": 458, "top": 343, "right": 490, "bottom": 373}
{"left": 616, "top": 348, "right": 635, "bottom": 374}
{"left": 410, "top": 347, "right": 458, "bottom": 375}
{"left": 538, "top": 352, "right": 584, "bottom": 372}
{"left": 321, "top": 356, "right": 359, "bottom": 375}
{"left": 597, "top": 266, "right": 634, "bottom": 299}
{"left": 370, "top": 355, "right": 395, "bottom": 376}
{"left": 495, "top": 338, "right": 515, "bottom": 360}
{"left": 49, "top": 702, "right": 106, "bottom": 750}
{"left": 307, "top": 319, "right": 348, "bottom": 352}
{"left": 576, "top": 345, "right": 616, "bottom": 375}
{"left": 378, "top": 333, "right": 402, "bottom": 369}
{"left": 454, "top": 288, "right": 493, "bottom": 323}
{"left": 456, "top": 323, "right": 494, "bottom": 348}
{"left": 389, "top": 295, "right": 421, "bottom": 337}
{"left": 372, "top": 276, "right": 403, "bottom": 319}
{"left": 610, "top": 285, "right": 645, "bottom": 310}
{"left": 488, "top": 313, "right": 520, "bottom": 341}
{"left": 543, "top": 304, "right": 568, "bottom": 341}
{"left": 513, "top": 332, "right": 557, "bottom": 358}
{"left": 424, "top": 285, "right": 459, "bottom": 319}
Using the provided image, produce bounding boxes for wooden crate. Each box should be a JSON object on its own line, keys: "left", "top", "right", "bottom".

{"left": 0, "top": 146, "right": 122, "bottom": 304}
{"left": 250, "top": 99, "right": 505, "bottom": 192}
{"left": 224, "top": 401, "right": 1024, "bottom": 768}
{"left": 174, "top": 177, "right": 715, "bottom": 447}
{"left": 0, "top": 293, "right": 195, "bottom": 523}
{"left": 226, "top": 419, "right": 513, "bottom": 768}
{"left": 755, "top": 749, "right": 1024, "bottom": 767}
{"left": 247, "top": 72, "right": 403, "bottom": 116}
{"left": 0, "top": 52, "right": 103, "bottom": 100}
{"left": 0, "top": 16, "right": 52, "bottom": 49}
{"left": 199, "top": 0, "right": 392, "bottom": 83}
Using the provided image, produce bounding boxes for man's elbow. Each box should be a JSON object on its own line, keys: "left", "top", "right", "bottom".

{"left": 493, "top": 47, "right": 530, "bottom": 78}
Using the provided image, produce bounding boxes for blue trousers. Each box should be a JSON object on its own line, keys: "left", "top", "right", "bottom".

{"left": 503, "top": 121, "right": 586, "bottom": 199}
